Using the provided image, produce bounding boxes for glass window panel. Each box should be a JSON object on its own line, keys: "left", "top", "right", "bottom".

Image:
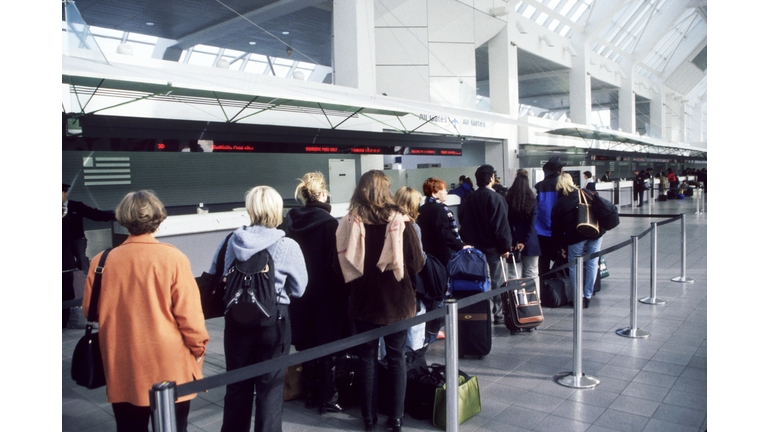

{"left": 548, "top": 19, "right": 561, "bottom": 31}
{"left": 571, "top": 3, "right": 590, "bottom": 23}
{"left": 559, "top": 26, "right": 571, "bottom": 36}
{"left": 535, "top": 13, "right": 548, "bottom": 25}
{"left": 128, "top": 42, "right": 155, "bottom": 58}
{"left": 187, "top": 52, "right": 216, "bottom": 66}
{"left": 560, "top": 0, "right": 578, "bottom": 17}
{"left": 127, "top": 33, "right": 157, "bottom": 44}
{"left": 93, "top": 36, "right": 120, "bottom": 54}
{"left": 523, "top": 6, "right": 536, "bottom": 19}
{"left": 273, "top": 57, "right": 294, "bottom": 66}
{"left": 272, "top": 64, "right": 291, "bottom": 77}
{"left": 89, "top": 26, "right": 124, "bottom": 39}
{"left": 193, "top": 44, "right": 219, "bottom": 54}
{"left": 244, "top": 59, "right": 266, "bottom": 74}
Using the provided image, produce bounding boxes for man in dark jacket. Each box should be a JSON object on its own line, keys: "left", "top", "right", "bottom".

{"left": 534, "top": 156, "right": 566, "bottom": 277}
{"left": 632, "top": 169, "right": 646, "bottom": 207}
{"left": 458, "top": 164, "right": 512, "bottom": 324}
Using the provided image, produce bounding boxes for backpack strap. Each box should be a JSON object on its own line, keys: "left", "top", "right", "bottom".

{"left": 215, "top": 232, "right": 235, "bottom": 277}
{"left": 86, "top": 248, "right": 113, "bottom": 323}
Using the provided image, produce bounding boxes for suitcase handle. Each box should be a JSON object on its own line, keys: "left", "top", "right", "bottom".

{"left": 501, "top": 253, "right": 520, "bottom": 280}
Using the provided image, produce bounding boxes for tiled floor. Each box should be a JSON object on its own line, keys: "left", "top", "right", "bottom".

{"left": 62, "top": 195, "right": 707, "bottom": 432}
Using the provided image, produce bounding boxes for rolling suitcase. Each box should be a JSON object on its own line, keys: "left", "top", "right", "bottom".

{"left": 500, "top": 256, "right": 544, "bottom": 334}
{"left": 455, "top": 293, "right": 492, "bottom": 358}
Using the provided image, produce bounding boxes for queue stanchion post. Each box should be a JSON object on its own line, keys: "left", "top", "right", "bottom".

{"left": 555, "top": 255, "right": 600, "bottom": 389}
{"left": 617, "top": 237, "right": 651, "bottom": 338}
{"left": 444, "top": 298, "right": 459, "bottom": 432}
{"left": 640, "top": 222, "right": 666, "bottom": 305}
{"left": 671, "top": 213, "right": 695, "bottom": 283}
{"left": 149, "top": 381, "right": 177, "bottom": 432}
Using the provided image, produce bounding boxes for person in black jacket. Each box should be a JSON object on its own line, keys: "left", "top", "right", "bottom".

{"left": 417, "top": 177, "right": 468, "bottom": 268}
{"left": 458, "top": 165, "right": 512, "bottom": 324}
{"left": 282, "top": 172, "right": 349, "bottom": 415}
{"left": 550, "top": 174, "right": 604, "bottom": 309}
{"left": 534, "top": 157, "right": 566, "bottom": 277}
{"left": 505, "top": 170, "right": 541, "bottom": 279}
{"left": 632, "top": 169, "right": 646, "bottom": 207}
{"left": 63, "top": 183, "right": 116, "bottom": 271}
{"left": 62, "top": 183, "right": 115, "bottom": 328}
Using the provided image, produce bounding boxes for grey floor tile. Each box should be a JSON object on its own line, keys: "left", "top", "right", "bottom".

{"left": 551, "top": 400, "right": 607, "bottom": 424}
{"left": 640, "top": 360, "right": 686, "bottom": 377}
{"left": 533, "top": 414, "right": 591, "bottom": 432}
{"left": 642, "top": 418, "right": 699, "bottom": 432}
{"left": 568, "top": 389, "right": 622, "bottom": 409}
{"left": 492, "top": 404, "right": 548, "bottom": 430}
{"left": 661, "top": 389, "right": 706, "bottom": 412}
{"left": 593, "top": 408, "right": 651, "bottom": 432}
{"left": 651, "top": 404, "right": 706, "bottom": 428}
{"left": 607, "top": 394, "right": 660, "bottom": 417}
{"left": 512, "top": 390, "right": 567, "bottom": 414}
{"left": 631, "top": 371, "right": 678, "bottom": 389}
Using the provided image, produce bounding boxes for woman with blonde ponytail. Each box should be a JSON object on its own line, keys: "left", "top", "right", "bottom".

{"left": 283, "top": 172, "right": 350, "bottom": 414}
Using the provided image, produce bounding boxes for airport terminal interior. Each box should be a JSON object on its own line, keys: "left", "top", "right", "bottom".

{"left": 56, "top": 0, "right": 723, "bottom": 431}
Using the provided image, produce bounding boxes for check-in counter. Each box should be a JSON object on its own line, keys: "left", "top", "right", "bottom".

{"left": 617, "top": 180, "right": 633, "bottom": 207}
{"left": 112, "top": 201, "right": 356, "bottom": 275}
{"left": 595, "top": 182, "right": 615, "bottom": 204}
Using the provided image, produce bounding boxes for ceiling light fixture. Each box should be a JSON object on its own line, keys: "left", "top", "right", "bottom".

{"left": 516, "top": 21, "right": 528, "bottom": 34}
{"left": 282, "top": 31, "right": 290, "bottom": 35}
{"left": 540, "top": 34, "right": 555, "bottom": 47}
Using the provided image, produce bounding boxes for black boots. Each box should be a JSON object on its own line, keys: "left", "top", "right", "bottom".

{"left": 387, "top": 418, "right": 402, "bottom": 432}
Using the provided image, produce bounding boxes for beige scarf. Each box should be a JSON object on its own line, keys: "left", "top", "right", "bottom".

{"left": 336, "top": 211, "right": 408, "bottom": 283}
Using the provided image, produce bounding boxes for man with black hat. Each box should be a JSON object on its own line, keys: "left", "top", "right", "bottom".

{"left": 534, "top": 156, "right": 565, "bottom": 277}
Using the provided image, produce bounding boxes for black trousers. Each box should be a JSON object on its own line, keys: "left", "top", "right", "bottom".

{"left": 112, "top": 400, "right": 190, "bottom": 432}
{"left": 221, "top": 304, "right": 291, "bottom": 432}
{"left": 354, "top": 320, "right": 407, "bottom": 422}
{"left": 62, "top": 270, "right": 75, "bottom": 328}
{"left": 537, "top": 235, "right": 557, "bottom": 278}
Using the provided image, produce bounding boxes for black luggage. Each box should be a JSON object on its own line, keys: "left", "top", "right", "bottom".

{"left": 658, "top": 194, "right": 667, "bottom": 202}
{"left": 456, "top": 293, "right": 492, "bottom": 358}
{"left": 500, "top": 256, "right": 544, "bottom": 333}
{"left": 540, "top": 257, "right": 573, "bottom": 308}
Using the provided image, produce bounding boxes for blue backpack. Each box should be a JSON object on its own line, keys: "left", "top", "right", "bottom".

{"left": 447, "top": 248, "right": 491, "bottom": 294}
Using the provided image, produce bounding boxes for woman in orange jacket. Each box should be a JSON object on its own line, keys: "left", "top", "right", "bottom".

{"left": 83, "top": 190, "right": 209, "bottom": 432}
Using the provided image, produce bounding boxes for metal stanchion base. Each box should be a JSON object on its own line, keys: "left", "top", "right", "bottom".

{"left": 671, "top": 276, "right": 694, "bottom": 284}
{"left": 639, "top": 296, "right": 667, "bottom": 305}
{"left": 616, "top": 327, "right": 651, "bottom": 338}
{"left": 554, "top": 372, "right": 600, "bottom": 389}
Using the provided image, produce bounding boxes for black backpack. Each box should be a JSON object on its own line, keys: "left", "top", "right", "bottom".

{"left": 414, "top": 253, "right": 448, "bottom": 311}
{"left": 223, "top": 249, "right": 280, "bottom": 327}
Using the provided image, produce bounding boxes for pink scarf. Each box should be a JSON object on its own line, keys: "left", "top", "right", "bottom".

{"left": 336, "top": 212, "right": 407, "bottom": 283}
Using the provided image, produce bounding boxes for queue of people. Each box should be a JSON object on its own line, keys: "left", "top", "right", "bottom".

{"left": 73, "top": 160, "right": 626, "bottom": 432}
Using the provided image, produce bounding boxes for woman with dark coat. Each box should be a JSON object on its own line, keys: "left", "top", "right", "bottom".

{"left": 417, "top": 177, "right": 467, "bottom": 268}
{"left": 334, "top": 170, "right": 424, "bottom": 432}
{"left": 283, "top": 172, "right": 349, "bottom": 414}
{"left": 505, "top": 170, "right": 541, "bottom": 279}
{"left": 550, "top": 174, "right": 604, "bottom": 309}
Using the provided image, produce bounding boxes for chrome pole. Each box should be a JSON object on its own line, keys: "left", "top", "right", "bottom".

{"left": 617, "top": 237, "right": 651, "bottom": 338}
{"left": 149, "top": 381, "right": 177, "bottom": 432}
{"left": 556, "top": 255, "right": 599, "bottom": 389}
{"left": 671, "top": 214, "right": 695, "bottom": 283}
{"left": 640, "top": 222, "right": 666, "bottom": 305}
{"left": 444, "top": 298, "right": 459, "bottom": 432}
{"left": 695, "top": 187, "right": 702, "bottom": 215}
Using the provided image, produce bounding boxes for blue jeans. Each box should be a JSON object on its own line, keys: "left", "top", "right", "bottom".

{"left": 567, "top": 237, "right": 603, "bottom": 299}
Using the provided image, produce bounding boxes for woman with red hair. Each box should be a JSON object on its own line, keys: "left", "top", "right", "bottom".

{"left": 417, "top": 177, "right": 470, "bottom": 267}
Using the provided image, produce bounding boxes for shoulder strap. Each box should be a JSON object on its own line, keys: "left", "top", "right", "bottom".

{"left": 86, "top": 248, "right": 113, "bottom": 323}
{"left": 215, "top": 232, "right": 235, "bottom": 276}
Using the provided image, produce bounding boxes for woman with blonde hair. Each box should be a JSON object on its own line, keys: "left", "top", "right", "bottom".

{"left": 334, "top": 171, "right": 424, "bottom": 432}
{"left": 283, "top": 172, "right": 349, "bottom": 414}
{"left": 550, "top": 173, "right": 604, "bottom": 309}
{"left": 83, "top": 190, "right": 209, "bottom": 432}
{"left": 209, "top": 185, "right": 308, "bottom": 432}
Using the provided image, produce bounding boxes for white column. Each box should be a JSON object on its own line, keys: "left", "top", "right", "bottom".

{"left": 618, "top": 69, "right": 635, "bottom": 133}
{"left": 649, "top": 87, "right": 665, "bottom": 139}
{"left": 333, "top": 0, "right": 377, "bottom": 94}
{"left": 487, "top": 25, "right": 519, "bottom": 180}
{"left": 569, "top": 44, "right": 591, "bottom": 126}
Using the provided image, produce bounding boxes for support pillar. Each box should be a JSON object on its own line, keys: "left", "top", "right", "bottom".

{"left": 333, "top": 0, "right": 377, "bottom": 93}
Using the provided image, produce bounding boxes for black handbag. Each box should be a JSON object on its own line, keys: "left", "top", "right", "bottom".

{"left": 196, "top": 233, "right": 233, "bottom": 319}
{"left": 71, "top": 248, "right": 112, "bottom": 389}
{"left": 576, "top": 189, "right": 601, "bottom": 239}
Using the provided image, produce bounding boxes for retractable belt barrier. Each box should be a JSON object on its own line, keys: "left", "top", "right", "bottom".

{"left": 63, "top": 212, "right": 696, "bottom": 432}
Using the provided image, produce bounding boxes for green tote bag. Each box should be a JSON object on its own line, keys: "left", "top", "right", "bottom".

{"left": 432, "top": 374, "right": 482, "bottom": 430}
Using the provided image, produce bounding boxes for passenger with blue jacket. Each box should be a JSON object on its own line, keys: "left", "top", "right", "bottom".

{"left": 534, "top": 156, "right": 566, "bottom": 277}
